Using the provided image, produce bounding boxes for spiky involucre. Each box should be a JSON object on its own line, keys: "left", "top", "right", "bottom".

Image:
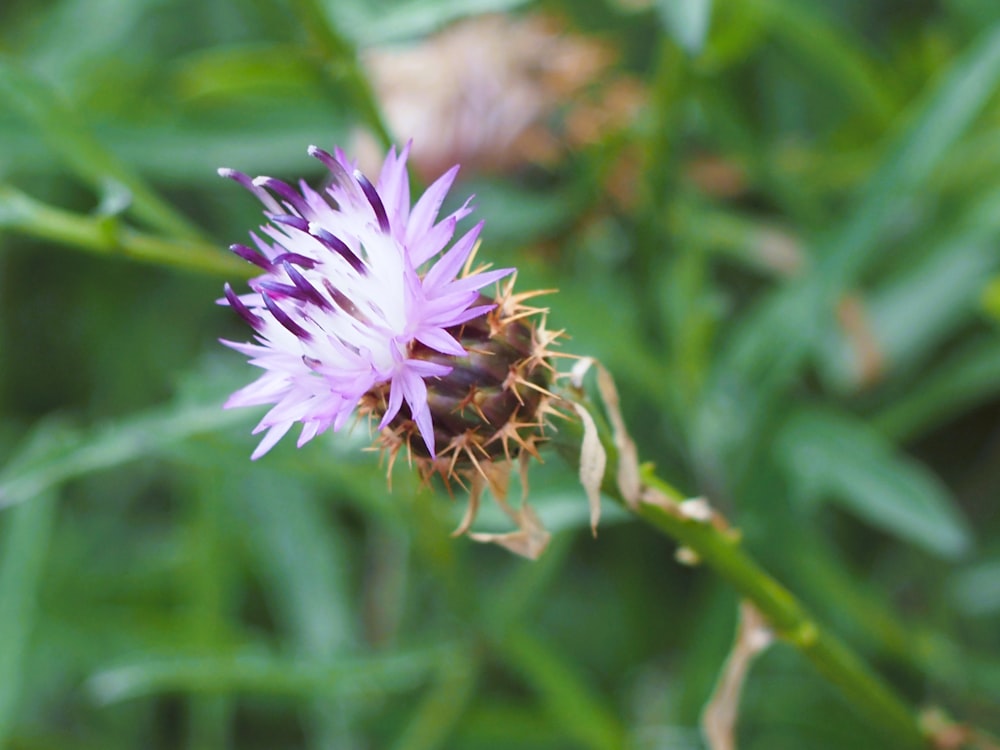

{"left": 369, "top": 277, "right": 564, "bottom": 479}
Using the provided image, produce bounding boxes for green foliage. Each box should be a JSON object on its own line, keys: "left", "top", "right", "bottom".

{"left": 2, "top": 0, "right": 1000, "bottom": 747}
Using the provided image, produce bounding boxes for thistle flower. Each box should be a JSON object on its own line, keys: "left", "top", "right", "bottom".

{"left": 219, "top": 145, "right": 561, "bottom": 499}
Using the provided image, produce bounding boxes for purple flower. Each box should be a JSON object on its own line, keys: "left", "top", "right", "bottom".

{"left": 219, "top": 144, "right": 512, "bottom": 460}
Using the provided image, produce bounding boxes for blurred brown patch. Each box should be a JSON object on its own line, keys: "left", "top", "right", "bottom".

{"left": 684, "top": 154, "right": 748, "bottom": 200}
{"left": 837, "top": 294, "right": 885, "bottom": 388}
{"left": 355, "top": 14, "right": 644, "bottom": 179}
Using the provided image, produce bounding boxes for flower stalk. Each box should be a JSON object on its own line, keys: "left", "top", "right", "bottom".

{"left": 551, "top": 380, "right": 930, "bottom": 749}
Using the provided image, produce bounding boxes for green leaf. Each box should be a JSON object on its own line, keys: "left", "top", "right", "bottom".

{"left": 169, "top": 44, "right": 321, "bottom": 100}
{"left": 823, "top": 23, "right": 1000, "bottom": 287}
{"left": 462, "top": 179, "right": 580, "bottom": 248}
{"left": 745, "top": 0, "right": 894, "bottom": 123}
{"left": 238, "top": 473, "right": 359, "bottom": 655}
{"left": 88, "top": 644, "right": 460, "bottom": 704}
{"left": 775, "top": 408, "right": 971, "bottom": 558}
{"left": 819, "top": 233, "right": 1000, "bottom": 391}
{"left": 391, "top": 646, "right": 479, "bottom": 750}
{"left": 704, "top": 24, "right": 1000, "bottom": 474}
{"left": 950, "top": 558, "right": 1000, "bottom": 617}
{"left": 0, "top": 492, "right": 58, "bottom": 745}
{"left": 0, "top": 390, "right": 248, "bottom": 511}
{"left": 873, "top": 335, "right": 1000, "bottom": 441}
{"left": 656, "top": 0, "right": 713, "bottom": 55}
{"left": 735, "top": 21, "right": 1000, "bottom": 368}
{"left": 16, "top": 0, "right": 156, "bottom": 84}
{"left": 238, "top": 481, "right": 365, "bottom": 750}
{"left": 495, "top": 627, "right": 626, "bottom": 750}
{"left": 983, "top": 275, "right": 1000, "bottom": 320}
{"left": 671, "top": 199, "right": 803, "bottom": 277}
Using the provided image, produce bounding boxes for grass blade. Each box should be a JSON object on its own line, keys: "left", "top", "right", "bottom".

{"left": 0, "top": 492, "right": 58, "bottom": 745}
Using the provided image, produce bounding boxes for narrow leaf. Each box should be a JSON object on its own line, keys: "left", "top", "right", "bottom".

{"left": 0, "top": 492, "right": 58, "bottom": 745}
{"left": 775, "top": 408, "right": 971, "bottom": 558}
{"left": 88, "top": 645, "right": 458, "bottom": 704}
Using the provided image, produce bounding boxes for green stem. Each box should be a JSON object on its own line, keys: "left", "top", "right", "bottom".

{"left": 553, "top": 396, "right": 929, "bottom": 749}
{"left": 0, "top": 184, "right": 249, "bottom": 278}
{"left": 633, "top": 477, "right": 927, "bottom": 747}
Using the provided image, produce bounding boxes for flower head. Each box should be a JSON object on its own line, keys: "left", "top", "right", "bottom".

{"left": 219, "top": 144, "right": 512, "bottom": 459}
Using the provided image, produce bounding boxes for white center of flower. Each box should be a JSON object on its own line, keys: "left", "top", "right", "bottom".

{"left": 297, "top": 226, "right": 414, "bottom": 378}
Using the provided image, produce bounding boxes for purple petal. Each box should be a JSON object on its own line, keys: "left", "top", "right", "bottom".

{"left": 253, "top": 176, "right": 308, "bottom": 214}
{"left": 230, "top": 243, "right": 272, "bottom": 270}
{"left": 262, "top": 293, "right": 311, "bottom": 340}
{"left": 307, "top": 146, "right": 341, "bottom": 173}
{"left": 354, "top": 170, "right": 390, "bottom": 233}
{"left": 415, "top": 327, "right": 466, "bottom": 356}
{"left": 219, "top": 168, "right": 282, "bottom": 213}
{"left": 297, "top": 419, "right": 322, "bottom": 447}
{"left": 271, "top": 251, "right": 317, "bottom": 269}
{"left": 409, "top": 214, "right": 460, "bottom": 266}
{"left": 283, "top": 261, "right": 332, "bottom": 310}
{"left": 422, "top": 220, "right": 483, "bottom": 291}
{"left": 221, "top": 143, "right": 509, "bottom": 462}
{"left": 251, "top": 421, "right": 294, "bottom": 460}
{"left": 431, "top": 302, "right": 496, "bottom": 328}
{"left": 379, "top": 376, "right": 405, "bottom": 429}
{"left": 407, "top": 165, "right": 459, "bottom": 246}
{"left": 439, "top": 267, "right": 514, "bottom": 295}
{"left": 309, "top": 224, "right": 366, "bottom": 273}
{"left": 258, "top": 280, "right": 302, "bottom": 300}
{"left": 223, "top": 283, "right": 264, "bottom": 330}
{"left": 272, "top": 214, "right": 310, "bottom": 233}
{"left": 400, "top": 371, "right": 435, "bottom": 457}
{"left": 377, "top": 142, "right": 411, "bottom": 228}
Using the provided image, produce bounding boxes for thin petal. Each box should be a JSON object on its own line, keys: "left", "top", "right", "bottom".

{"left": 377, "top": 141, "right": 411, "bottom": 229}
{"left": 251, "top": 421, "right": 294, "bottom": 460}
{"left": 439, "top": 267, "right": 514, "bottom": 295}
{"left": 407, "top": 165, "right": 459, "bottom": 245}
{"left": 415, "top": 327, "right": 466, "bottom": 356}
{"left": 422, "top": 220, "right": 482, "bottom": 291}
{"left": 409, "top": 215, "right": 461, "bottom": 266}
{"left": 400, "top": 371, "right": 435, "bottom": 457}
{"left": 379, "top": 376, "right": 405, "bottom": 429}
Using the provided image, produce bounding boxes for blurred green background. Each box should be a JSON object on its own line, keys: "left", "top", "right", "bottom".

{"left": 2, "top": 0, "right": 1000, "bottom": 747}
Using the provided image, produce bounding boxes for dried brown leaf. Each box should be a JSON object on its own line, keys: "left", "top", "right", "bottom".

{"left": 570, "top": 401, "right": 606, "bottom": 537}
{"left": 594, "top": 362, "right": 641, "bottom": 506}
{"left": 468, "top": 502, "right": 551, "bottom": 560}
{"left": 702, "top": 602, "right": 774, "bottom": 750}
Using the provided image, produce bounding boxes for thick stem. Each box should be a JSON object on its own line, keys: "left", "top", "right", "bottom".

{"left": 634, "top": 477, "right": 927, "bottom": 748}
{"left": 552, "top": 396, "right": 929, "bottom": 749}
